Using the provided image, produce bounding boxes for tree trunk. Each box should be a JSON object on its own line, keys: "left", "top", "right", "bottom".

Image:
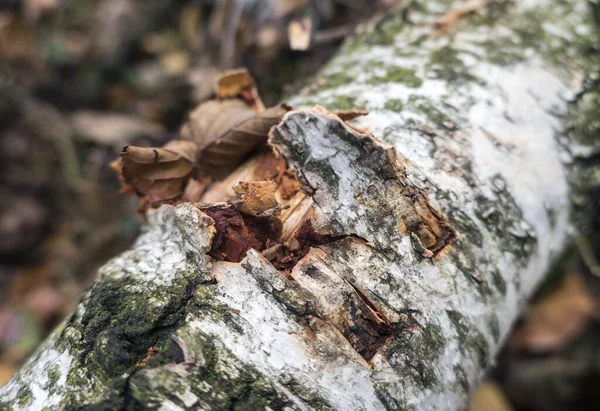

{"left": 1, "top": 0, "right": 599, "bottom": 410}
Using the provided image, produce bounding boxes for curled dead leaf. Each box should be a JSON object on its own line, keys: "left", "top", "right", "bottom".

{"left": 181, "top": 177, "right": 211, "bottom": 203}
{"left": 117, "top": 140, "right": 198, "bottom": 204}
{"left": 180, "top": 99, "right": 253, "bottom": 147}
{"left": 335, "top": 109, "right": 369, "bottom": 122}
{"left": 217, "top": 68, "right": 254, "bottom": 98}
{"left": 110, "top": 158, "right": 135, "bottom": 195}
{"left": 216, "top": 68, "right": 264, "bottom": 110}
{"left": 180, "top": 100, "right": 291, "bottom": 179}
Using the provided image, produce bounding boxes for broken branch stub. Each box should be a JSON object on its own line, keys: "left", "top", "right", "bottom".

{"left": 269, "top": 106, "right": 456, "bottom": 258}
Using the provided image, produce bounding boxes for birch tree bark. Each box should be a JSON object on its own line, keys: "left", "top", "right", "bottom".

{"left": 1, "top": 0, "right": 599, "bottom": 410}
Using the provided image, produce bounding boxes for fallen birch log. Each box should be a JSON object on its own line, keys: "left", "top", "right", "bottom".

{"left": 1, "top": 0, "right": 599, "bottom": 409}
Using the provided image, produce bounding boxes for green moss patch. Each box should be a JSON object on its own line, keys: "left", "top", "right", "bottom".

{"left": 367, "top": 66, "right": 423, "bottom": 88}
{"left": 385, "top": 321, "right": 447, "bottom": 389}
{"left": 446, "top": 310, "right": 489, "bottom": 368}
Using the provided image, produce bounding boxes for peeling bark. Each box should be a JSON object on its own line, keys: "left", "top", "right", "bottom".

{"left": 2, "top": 0, "right": 600, "bottom": 410}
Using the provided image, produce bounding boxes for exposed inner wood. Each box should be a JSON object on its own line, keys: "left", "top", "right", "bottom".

{"left": 203, "top": 207, "right": 282, "bottom": 263}
{"left": 289, "top": 248, "right": 394, "bottom": 361}
{"left": 194, "top": 110, "right": 456, "bottom": 360}
{"left": 192, "top": 148, "right": 396, "bottom": 359}
{"left": 268, "top": 107, "right": 457, "bottom": 258}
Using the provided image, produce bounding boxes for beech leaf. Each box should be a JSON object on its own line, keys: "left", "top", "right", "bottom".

{"left": 335, "top": 109, "right": 369, "bottom": 122}
{"left": 180, "top": 100, "right": 291, "bottom": 179}
{"left": 216, "top": 68, "right": 264, "bottom": 110}
{"left": 117, "top": 140, "right": 198, "bottom": 203}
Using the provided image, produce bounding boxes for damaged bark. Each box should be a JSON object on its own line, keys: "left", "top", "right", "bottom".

{"left": 2, "top": 0, "right": 600, "bottom": 410}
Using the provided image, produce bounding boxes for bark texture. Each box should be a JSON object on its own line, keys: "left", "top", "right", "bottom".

{"left": 2, "top": 0, "right": 599, "bottom": 410}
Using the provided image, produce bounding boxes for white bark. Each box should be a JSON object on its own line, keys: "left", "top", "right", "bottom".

{"left": 2, "top": 0, "right": 599, "bottom": 410}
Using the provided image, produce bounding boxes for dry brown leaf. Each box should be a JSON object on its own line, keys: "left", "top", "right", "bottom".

{"left": 333, "top": 108, "right": 372, "bottom": 135}
{"left": 181, "top": 176, "right": 211, "bottom": 202}
{"left": 180, "top": 100, "right": 291, "bottom": 179}
{"left": 180, "top": 99, "right": 253, "bottom": 147}
{"left": 336, "top": 109, "right": 369, "bottom": 122}
{"left": 288, "top": 17, "right": 312, "bottom": 51}
{"left": 216, "top": 68, "right": 264, "bottom": 110}
{"left": 508, "top": 274, "right": 596, "bottom": 352}
{"left": 110, "top": 158, "right": 135, "bottom": 195}
{"left": 433, "top": 0, "right": 492, "bottom": 37}
{"left": 217, "top": 68, "right": 254, "bottom": 98}
{"left": 118, "top": 140, "right": 198, "bottom": 203}
{"left": 233, "top": 181, "right": 280, "bottom": 217}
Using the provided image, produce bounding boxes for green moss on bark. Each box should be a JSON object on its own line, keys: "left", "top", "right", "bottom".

{"left": 367, "top": 66, "right": 423, "bottom": 88}
{"left": 16, "top": 386, "right": 32, "bottom": 407}
{"left": 384, "top": 99, "right": 405, "bottom": 112}
{"left": 407, "top": 96, "right": 454, "bottom": 127}
{"left": 345, "top": 13, "right": 406, "bottom": 54}
{"left": 126, "top": 329, "right": 322, "bottom": 411}
{"left": 46, "top": 365, "right": 60, "bottom": 389}
{"left": 427, "top": 45, "right": 481, "bottom": 85}
{"left": 385, "top": 321, "right": 447, "bottom": 390}
{"left": 491, "top": 269, "right": 507, "bottom": 296}
{"left": 447, "top": 310, "right": 489, "bottom": 368}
